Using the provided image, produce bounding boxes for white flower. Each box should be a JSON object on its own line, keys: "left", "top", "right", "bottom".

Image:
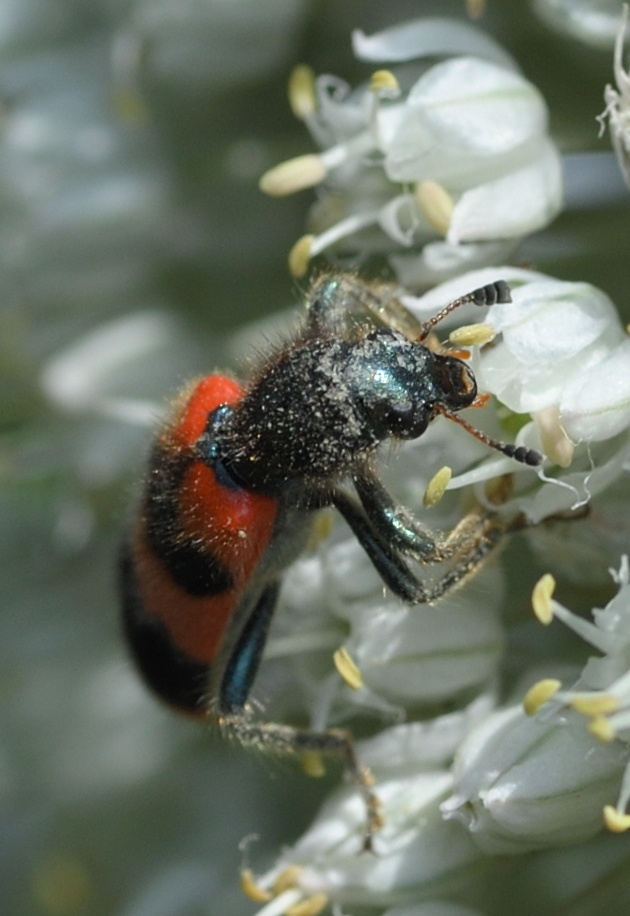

{"left": 527, "top": 559, "right": 630, "bottom": 833}
{"left": 402, "top": 267, "right": 630, "bottom": 527}
{"left": 259, "top": 18, "right": 563, "bottom": 283}
{"left": 599, "top": 4, "right": 630, "bottom": 189}
{"left": 441, "top": 702, "right": 627, "bottom": 854}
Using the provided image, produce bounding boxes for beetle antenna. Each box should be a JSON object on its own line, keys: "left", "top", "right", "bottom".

{"left": 419, "top": 280, "right": 511, "bottom": 341}
{"left": 436, "top": 405, "right": 543, "bottom": 467}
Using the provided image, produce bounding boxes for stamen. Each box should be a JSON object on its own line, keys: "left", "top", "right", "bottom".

{"left": 289, "top": 212, "right": 380, "bottom": 276}
{"left": 415, "top": 180, "right": 454, "bottom": 236}
{"left": 288, "top": 65, "right": 317, "bottom": 120}
{"left": 334, "top": 646, "right": 363, "bottom": 689}
{"left": 603, "top": 805, "right": 630, "bottom": 833}
{"left": 423, "top": 466, "right": 452, "bottom": 507}
{"left": 523, "top": 678, "right": 562, "bottom": 715}
{"left": 532, "top": 574, "right": 556, "bottom": 624}
{"left": 242, "top": 870, "right": 273, "bottom": 903}
{"left": 288, "top": 235, "right": 314, "bottom": 277}
{"left": 273, "top": 867, "right": 303, "bottom": 895}
{"left": 369, "top": 69, "right": 399, "bottom": 93}
{"left": 256, "top": 888, "right": 303, "bottom": 916}
{"left": 259, "top": 155, "right": 327, "bottom": 196}
{"left": 545, "top": 600, "right": 617, "bottom": 654}
{"left": 448, "top": 323, "right": 496, "bottom": 347}
{"left": 588, "top": 716, "right": 617, "bottom": 742}
{"left": 570, "top": 693, "right": 621, "bottom": 717}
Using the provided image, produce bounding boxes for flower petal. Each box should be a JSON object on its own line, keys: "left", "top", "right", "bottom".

{"left": 384, "top": 58, "right": 548, "bottom": 186}
{"left": 560, "top": 338, "right": 630, "bottom": 441}
{"left": 447, "top": 139, "right": 563, "bottom": 243}
{"left": 352, "top": 18, "right": 517, "bottom": 70}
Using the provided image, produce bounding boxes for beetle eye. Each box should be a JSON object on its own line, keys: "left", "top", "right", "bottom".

{"left": 370, "top": 398, "right": 430, "bottom": 440}
{"left": 436, "top": 357, "right": 477, "bottom": 409}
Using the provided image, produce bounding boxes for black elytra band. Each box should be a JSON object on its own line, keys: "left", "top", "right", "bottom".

{"left": 119, "top": 540, "right": 210, "bottom": 714}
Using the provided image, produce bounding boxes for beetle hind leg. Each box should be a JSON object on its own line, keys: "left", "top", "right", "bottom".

{"left": 218, "top": 713, "right": 382, "bottom": 852}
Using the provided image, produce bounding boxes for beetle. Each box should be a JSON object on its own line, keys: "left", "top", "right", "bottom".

{"left": 119, "top": 274, "right": 542, "bottom": 848}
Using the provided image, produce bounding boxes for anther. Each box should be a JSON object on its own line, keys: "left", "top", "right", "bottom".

{"left": 523, "top": 678, "right": 562, "bottom": 716}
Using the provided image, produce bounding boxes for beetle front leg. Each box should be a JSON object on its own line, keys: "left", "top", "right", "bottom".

{"left": 332, "top": 489, "right": 434, "bottom": 602}
{"left": 333, "top": 486, "right": 516, "bottom": 604}
{"left": 353, "top": 468, "right": 441, "bottom": 560}
{"left": 353, "top": 467, "right": 503, "bottom": 564}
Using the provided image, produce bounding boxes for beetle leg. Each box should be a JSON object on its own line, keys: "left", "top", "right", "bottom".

{"left": 353, "top": 469, "right": 441, "bottom": 559}
{"left": 353, "top": 467, "right": 505, "bottom": 564}
{"left": 218, "top": 712, "right": 382, "bottom": 852}
{"left": 333, "top": 488, "right": 514, "bottom": 604}
{"left": 218, "top": 582, "right": 281, "bottom": 715}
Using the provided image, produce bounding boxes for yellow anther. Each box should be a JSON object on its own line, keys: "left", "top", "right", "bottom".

{"left": 588, "top": 715, "right": 617, "bottom": 742}
{"left": 449, "top": 323, "right": 496, "bottom": 347}
{"left": 287, "top": 893, "right": 329, "bottom": 916}
{"left": 603, "top": 805, "right": 630, "bottom": 833}
{"left": 536, "top": 406, "right": 574, "bottom": 468}
{"left": 300, "top": 750, "right": 327, "bottom": 778}
{"left": 240, "top": 869, "right": 272, "bottom": 903}
{"left": 415, "top": 180, "right": 454, "bottom": 236}
{"left": 369, "top": 69, "right": 399, "bottom": 93}
{"left": 523, "top": 678, "right": 562, "bottom": 716}
{"left": 259, "top": 155, "right": 327, "bottom": 197}
{"left": 423, "top": 466, "right": 452, "bottom": 507}
{"left": 333, "top": 646, "right": 363, "bottom": 689}
{"left": 570, "top": 693, "right": 620, "bottom": 717}
{"left": 532, "top": 573, "right": 556, "bottom": 624}
{"left": 273, "top": 866, "right": 303, "bottom": 895}
{"left": 288, "top": 65, "right": 317, "bottom": 120}
{"left": 288, "top": 235, "right": 314, "bottom": 278}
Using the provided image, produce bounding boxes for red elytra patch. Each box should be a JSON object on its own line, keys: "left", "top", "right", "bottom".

{"left": 133, "top": 530, "right": 241, "bottom": 664}
{"left": 178, "top": 460, "right": 278, "bottom": 580}
{"left": 173, "top": 375, "right": 244, "bottom": 448}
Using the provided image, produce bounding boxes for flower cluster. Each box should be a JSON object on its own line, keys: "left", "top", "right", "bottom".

{"left": 260, "top": 18, "right": 563, "bottom": 285}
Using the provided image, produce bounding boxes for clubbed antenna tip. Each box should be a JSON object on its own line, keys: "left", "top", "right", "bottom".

{"left": 419, "top": 279, "right": 511, "bottom": 340}
{"left": 437, "top": 406, "right": 543, "bottom": 467}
